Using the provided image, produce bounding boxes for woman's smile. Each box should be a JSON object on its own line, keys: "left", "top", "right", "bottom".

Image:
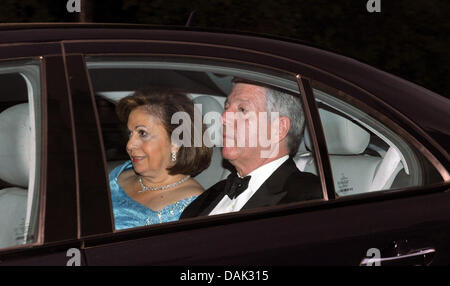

{"left": 131, "top": 156, "right": 145, "bottom": 163}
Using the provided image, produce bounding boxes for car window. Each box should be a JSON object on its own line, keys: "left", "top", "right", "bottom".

{"left": 0, "top": 60, "right": 41, "bottom": 249}
{"left": 86, "top": 56, "right": 323, "bottom": 230}
{"left": 295, "top": 80, "right": 443, "bottom": 197}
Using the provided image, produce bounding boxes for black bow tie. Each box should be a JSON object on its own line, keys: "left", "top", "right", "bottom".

{"left": 225, "top": 173, "right": 251, "bottom": 199}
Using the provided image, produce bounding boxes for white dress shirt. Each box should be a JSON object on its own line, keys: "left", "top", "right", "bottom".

{"left": 209, "top": 155, "right": 289, "bottom": 215}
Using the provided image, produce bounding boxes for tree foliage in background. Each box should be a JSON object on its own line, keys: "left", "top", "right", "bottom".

{"left": 0, "top": 0, "right": 448, "bottom": 98}
{"left": 0, "top": 0, "right": 54, "bottom": 22}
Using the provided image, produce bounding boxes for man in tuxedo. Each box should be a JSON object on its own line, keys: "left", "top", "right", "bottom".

{"left": 180, "top": 81, "right": 322, "bottom": 219}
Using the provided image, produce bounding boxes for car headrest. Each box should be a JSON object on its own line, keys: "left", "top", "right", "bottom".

{"left": 0, "top": 103, "right": 30, "bottom": 187}
{"left": 192, "top": 95, "right": 224, "bottom": 146}
{"left": 305, "top": 109, "right": 370, "bottom": 155}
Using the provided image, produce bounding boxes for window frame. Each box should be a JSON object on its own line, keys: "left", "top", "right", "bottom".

{"left": 0, "top": 57, "right": 43, "bottom": 250}
{"left": 297, "top": 75, "right": 335, "bottom": 200}
{"left": 0, "top": 50, "right": 81, "bottom": 262}
{"left": 61, "top": 38, "right": 449, "bottom": 245}
{"left": 308, "top": 79, "right": 449, "bottom": 192}
{"left": 80, "top": 54, "right": 330, "bottom": 237}
{"left": 317, "top": 79, "right": 448, "bottom": 181}
{"left": 63, "top": 54, "right": 114, "bottom": 238}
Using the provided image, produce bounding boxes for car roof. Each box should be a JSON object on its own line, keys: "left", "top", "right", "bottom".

{"left": 0, "top": 23, "right": 448, "bottom": 157}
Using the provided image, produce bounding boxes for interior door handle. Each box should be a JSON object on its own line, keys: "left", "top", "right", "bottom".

{"left": 360, "top": 248, "right": 436, "bottom": 266}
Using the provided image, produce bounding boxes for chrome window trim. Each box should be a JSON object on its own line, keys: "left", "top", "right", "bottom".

{"left": 0, "top": 57, "right": 44, "bottom": 252}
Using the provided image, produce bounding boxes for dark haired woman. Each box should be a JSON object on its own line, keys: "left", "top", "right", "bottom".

{"left": 109, "top": 89, "right": 212, "bottom": 229}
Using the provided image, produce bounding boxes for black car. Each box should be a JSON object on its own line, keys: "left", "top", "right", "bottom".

{"left": 0, "top": 23, "right": 448, "bottom": 266}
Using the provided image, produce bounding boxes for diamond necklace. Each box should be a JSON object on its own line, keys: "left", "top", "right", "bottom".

{"left": 138, "top": 175, "right": 190, "bottom": 192}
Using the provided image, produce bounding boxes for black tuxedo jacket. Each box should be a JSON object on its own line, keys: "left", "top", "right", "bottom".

{"left": 180, "top": 158, "right": 322, "bottom": 219}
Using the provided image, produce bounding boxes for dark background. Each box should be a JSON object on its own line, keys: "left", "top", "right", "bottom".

{"left": 1, "top": 0, "right": 448, "bottom": 98}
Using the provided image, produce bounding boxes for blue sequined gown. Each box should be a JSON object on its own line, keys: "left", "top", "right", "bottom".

{"left": 109, "top": 161, "right": 197, "bottom": 230}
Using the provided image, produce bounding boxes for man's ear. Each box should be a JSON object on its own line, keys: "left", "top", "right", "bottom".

{"left": 272, "top": 116, "right": 290, "bottom": 142}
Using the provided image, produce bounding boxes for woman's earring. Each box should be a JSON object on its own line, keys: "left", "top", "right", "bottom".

{"left": 171, "top": 151, "right": 177, "bottom": 162}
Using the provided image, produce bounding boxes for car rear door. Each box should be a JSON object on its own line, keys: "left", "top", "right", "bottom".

{"left": 62, "top": 31, "right": 450, "bottom": 266}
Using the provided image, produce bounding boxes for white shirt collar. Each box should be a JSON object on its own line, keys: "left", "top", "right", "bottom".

{"left": 209, "top": 155, "right": 289, "bottom": 215}
{"left": 244, "top": 155, "right": 289, "bottom": 193}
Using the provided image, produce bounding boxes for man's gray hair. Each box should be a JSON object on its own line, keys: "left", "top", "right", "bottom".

{"left": 264, "top": 87, "right": 305, "bottom": 156}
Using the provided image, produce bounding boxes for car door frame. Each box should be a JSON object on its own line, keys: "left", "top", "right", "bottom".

{"left": 0, "top": 42, "right": 84, "bottom": 265}
{"left": 62, "top": 33, "right": 450, "bottom": 266}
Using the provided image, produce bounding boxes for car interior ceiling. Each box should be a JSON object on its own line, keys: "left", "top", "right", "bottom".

{"left": 89, "top": 69, "right": 229, "bottom": 96}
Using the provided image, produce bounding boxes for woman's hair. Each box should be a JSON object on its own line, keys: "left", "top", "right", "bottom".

{"left": 116, "top": 88, "right": 212, "bottom": 176}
